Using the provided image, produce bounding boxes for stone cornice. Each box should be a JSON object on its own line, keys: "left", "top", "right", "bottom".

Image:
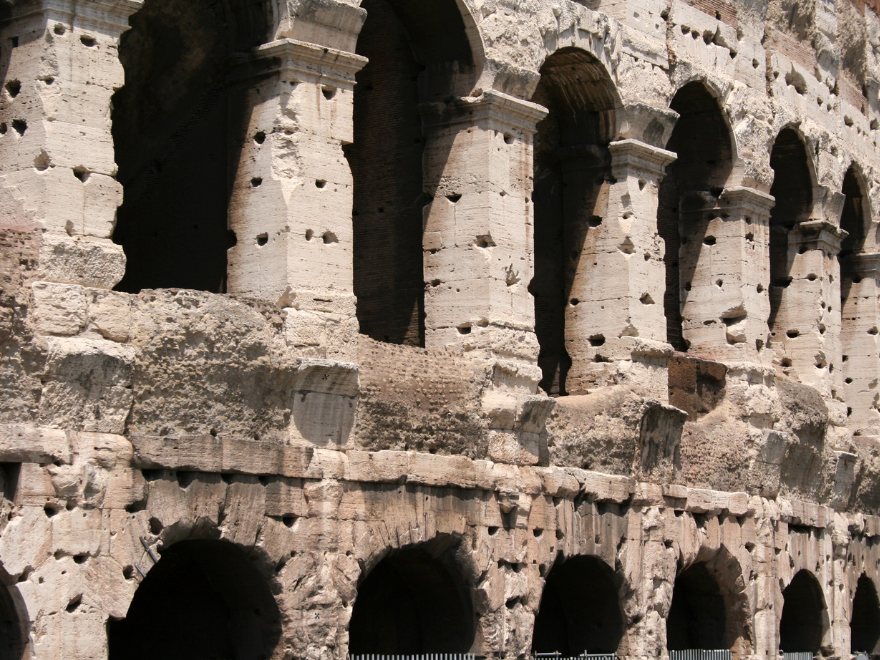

{"left": 609, "top": 138, "right": 677, "bottom": 179}
{"left": 229, "top": 38, "right": 368, "bottom": 86}
{"left": 2, "top": 0, "right": 141, "bottom": 31}
{"left": 719, "top": 186, "right": 776, "bottom": 217}
{"left": 419, "top": 90, "right": 549, "bottom": 134}
{"left": 792, "top": 219, "right": 848, "bottom": 254}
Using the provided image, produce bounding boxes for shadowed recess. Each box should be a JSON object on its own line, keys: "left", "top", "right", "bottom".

{"left": 667, "top": 562, "right": 727, "bottom": 650}
{"left": 348, "top": 538, "right": 475, "bottom": 654}
{"left": 532, "top": 555, "right": 624, "bottom": 655}
{"left": 111, "top": 0, "right": 269, "bottom": 294}
{"left": 852, "top": 574, "right": 880, "bottom": 654}
{"left": 530, "top": 47, "right": 618, "bottom": 395}
{"left": 780, "top": 569, "right": 827, "bottom": 653}
{"left": 107, "top": 540, "right": 281, "bottom": 660}
{"left": 0, "top": 582, "right": 24, "bottom": 660}
{"left": 840, "top": 166, "right": 868, "bottom": 311}
{"left": 658, "top": 82, "right": 734, "bottom": 351}
{"left": 768, "top": 128, "right": 813, "bottom": 338}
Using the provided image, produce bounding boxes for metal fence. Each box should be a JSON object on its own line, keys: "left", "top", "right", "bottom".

{"left": 856, "top": 653, "right": 870, "bottom": 660}
{"left": 782, "top": 653, "right": 814, "bottom": 660}
{"left": 351, "top": 654, "right": 475, "bottom": 660}
{"left": 669, "top": 650, "right": 732, "bottom": 660}
{"left": 534, "top": 654, "right": 616, "bottom": 660}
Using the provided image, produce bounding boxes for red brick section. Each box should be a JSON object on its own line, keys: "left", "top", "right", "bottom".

{"left": 348, "top": 0, "right": 426, "bottom": 347}
{"left": 686, "top": 0, "right": 737, "bottom": 27}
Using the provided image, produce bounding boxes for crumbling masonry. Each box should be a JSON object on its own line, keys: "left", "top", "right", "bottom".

{"left": 6, "top": 0, "right": 880, "bottom": 659}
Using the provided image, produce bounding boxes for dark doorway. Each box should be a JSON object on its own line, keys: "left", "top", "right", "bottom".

{"left": 529, "top": 48, "right": 617, "bottom": 395}
{"left": 667, "top": 563, "right": 727, "bottom": 650}
{"left": 0, "top": 582, "right": 23, "bottom": 660}
{"left": 840, "top": 166, "right": 868, "bottom": 310}
{"left": 108, "top": 540, "right": 281, "bottom": 660}
{"left": 780, "top": 569, "right": 827, "bottom": 653}
{"left": 348, "top": 0, "right": 475, "bottom": 347}
{"left": 348, "top": 539, "right": 475, "bottom": 654}
{"left": 111, "top": 0, "right": 269, "bottom": 293}
{"left": 657, "top": 82, "right": 734, "bottom": 351}
{"left": 852, "top": 574, "right": 880, "bottom": 655}
{"left": 532, "top": 555, "right": 623, "bottom": 655}
{"left": 767, "top": 128, "right": 813, "bottom": 336}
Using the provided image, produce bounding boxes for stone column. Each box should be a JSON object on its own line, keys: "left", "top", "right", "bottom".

{"left": 841, "top": 253, "right": 880, "bottom": 435}
{"left": 226, "top": 39, "right": 367, "bottom": 361}
{"left": 0, "top": 0, "right": 138, "bottom": 289}
{"left": 771, "top": 220, "right": 846, "bottom": 399}
{"left": 419, "top": 91, "right": 548, "bottom": 367}
{"left": 564, "top": 138, "right": 676, "bottom": 398}
{"left": 680, "top": 186, "right": 775, "bottom": 364}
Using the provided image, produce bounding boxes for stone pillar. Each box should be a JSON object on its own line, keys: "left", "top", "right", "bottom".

{"left": 680, "top": 186, "right": 775, "bottom": 364}
{"left": 841, "top": 253, "right": 880, "bottom": 435}
{"left": 226, "top": 39, "right": 367, "bottom": 360}
{"left": 420, "top": 91, "right": 548, "bottom": 365}
{"left": 770, "top": 220, "right": 846, "bottom": 399}
{"left": 0, "top": 0, "right": 138, "bottom": 289}
{"left": 564, "top": 138, "right": 676, "bottom": 398}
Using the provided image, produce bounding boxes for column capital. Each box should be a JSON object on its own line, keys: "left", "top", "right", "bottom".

{"left": 2, "top": 0, "right": 141, "bottom": 32}
{"left": 609, "top": 138, "right": 676, "bottom": 180}
{"left": 791, "top": 219, "right": 848, "bottom": 254}
{"left": 843, "top": 252, "right": 880, "bottom": 278}
{"left": 229, "top": 38, "right": 367, "bottom": 87}
{"left": 719, "top": 186, "right": 776, "bottom": 219}
{"left": 419, "top": 90, "right": 549, "bottom": 134}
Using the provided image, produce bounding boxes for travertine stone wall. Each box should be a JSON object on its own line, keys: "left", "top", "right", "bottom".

{"left": 5, "top": 0, "right": 880, "bottom": 658}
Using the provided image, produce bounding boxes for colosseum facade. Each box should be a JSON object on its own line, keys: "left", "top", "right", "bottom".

{"left": 3, "top": 0, "right": 880, "bottom": 658}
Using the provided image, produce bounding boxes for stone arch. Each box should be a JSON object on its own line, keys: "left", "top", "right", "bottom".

{"left": 0, "top": 579, "right": 26, "bottom": 660}
{"left": 841, "top": 164, "right": 871, "bottom": 265}
{"left": 107, "top": 538, "right": 283, "bottom": 660}
{"left": 529, "top": 46, "right": 621, "bottom": 395}
{"left": 532, "top": 554, "right": 624, "bottom": 655}
{"left": 779, "top": 569, "right": 829, "bottom": 653}
{"left": 111, "top": 0, "right": 273, "bottom": 294}
{"left": 348, "top": 0, "right": 481, "bottom": 347}
{"left": 852, "top": 573, "right": 880, "bottom": 654}
{"left": 348, "top": 534, "right": 476, "bottom": 654}
{"left": 658, "top": 80, "right": 736, "bottom": 352}
{"left": 767, "top": 127, "right": 814, "bottom": 350}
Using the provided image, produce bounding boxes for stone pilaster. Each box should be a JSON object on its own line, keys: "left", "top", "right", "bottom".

{"left": 564, "top": 138, "right": 676, "bottom": 398}
{"left": 0, "top": 0, "right": 139, "bottom": 289}
{"left": 419, "top": 91, "right": 548, "bottom": 367}
{"left": 841, "top": 253, "right": 880, "bottom": 435}
{"left": 771, "top": 220, "right": 846, "bottom": 399}
{"left": 225, "top": 39, "right": 367, "bottom": 360}
{"left": 680, "top": 186, "right": 775, "bottom": 364}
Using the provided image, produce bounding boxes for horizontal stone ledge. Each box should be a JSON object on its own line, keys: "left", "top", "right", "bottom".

{"left": 0, "top": 424, "right": 71, "bottom": 464}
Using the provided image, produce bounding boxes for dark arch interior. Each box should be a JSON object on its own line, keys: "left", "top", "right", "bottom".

{"left": 348, "top": 539, "right": 475, "bottom": 654}
{"left": 840, "top": 166, "right": 868, "bottom": 311}
{"left": 530, "top": 48, "right": 618, "bottom": 395}
{"left": 852, "top": 575, "right": 880, "bottom": 654}
{"left": 780, "top": 569, "right": 826, "bottom": 653}
{"left": 348, "top": 0, "right": 476, "bottom": 347}
{"left": 107, "top": 539, "right": 281, "bottom": 660}
{"left": 667, "top": 562, "right": 727, "bottom": 650}
{"left": 0, "top": 582, "right": 24, "bottom": 660}
{"left": 768, "top": 128, "right": 813, "bottom": 337}
{"left": 532, "top": 555, "right": 623, "bottom": 655}
{"left": 657, "top": 82, "right": 734, "bottom": 351}
{"left": 111, "top": 0, "right": 269, "bottom": 293}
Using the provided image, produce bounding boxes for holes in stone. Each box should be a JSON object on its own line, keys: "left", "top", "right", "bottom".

{"left": 844, "top": 355, "right": 849, "bottom": 362}
{"left": 638, "top": 179, "right": 646, "bottom": 190}
{"left": 746, "top": 232, "right": 754, "bottom": 242}
{"left": 807, "top": 273, "right": 817, "bottom": 281}
{"left": 458, "top": 325, "right": 471, "bottom": 335}
{"left": 73, "top": 167, "right": 90, "bottom": 183}
{"left": 282, "top": 515, "right": 296, "bottom": 528}
{"left": 12, "top": 119, "right": 26, "bottom": 136}
{"left": 756, "top": 338, "right": 764, "bottom": 351}
{"left": 787, "top": 330, "right": 800, "bottom": 338}
{"left": 588, "top": 216, "right": 602, "bottom": 228}
{"left": 846, "top": 378, "right": 854, "bottom": 384}
{"left": 44, "top": 505, "right": 59, "bottom": 518}
{"left": 848, "top": 407, "right": 854, "bottom": 417}
{"left": 54, "top": 24, "right": 66, "bottom": 35}
{"left": 315, "top": 179, "right": 326, "bottom": 188}
{"left": 504, "top": 133, "right": 514, "bottom": 144}
{"left": 475, "top": 235, "right": 495, "bottom": 248}
{"left": 488, "top": 526, "right": 499, "bottom": 536}
{"left": 321, "top": 86, "right": 337, "bottom": 100}
{"left": 255, "top": 233, "right": 269, "bottom": 247}
{"left": 5, "top": 80, "right": 20, "bottom": 98}
{"left": 703, "top": 236, "right": 716, "bottom": 246}
{"left": 250, "top": 177, "right": 262, "bottom": 187}
{"left": 640, "top": 293, "right": 655, "bottom": 305}
{"left": 305, "top": 229, "right": 314, "bottom": 241}
{"left": 533, "top": 528, "right": 543, "bottom": 538}
{"left": 149, "top": 517, "right": 163, "bottom": 535}
{"left": 254, "top": 131, "right": 266, "bottom": 144}
{"left": 716, "top": 279, "right": 723, "bottom": 287}
{"left": 123, "top": 565, "right": 134, "bottom": 580}
{"left": 684, "top": 282, "right": 692, "bottom": 292}
{"left": 80, "top": 35, "right": 96, "bottom": 47}
{"left": 34, "top": 150, "right": 50, "bottom": 171}
{"left": 587, "top": 334, "right": 606, "bottom": 347}
{"left": 74, "top": 554, "right": 87, "bottom": 565}
{"left": 0, "top": 123, "right": 6, "bottom": 134}
{"left": 66, "top": 596, "right": 82, "bottom": 613}
{"left": 757, "top": 284, "right": 764, "bottom": 293}
{"left": 781, "top": 359, "right": 792, "bottom": 369}
{"left": 870, "top": 327, "right": 879, "bottom": 335}
{"left": 322, "top": 231, "right": 338, "bottom": 244}
{"left": 9, "top": 36, "right": 17, "bottom": 48}
{"left": 447, "top": 194, "right": 461, "bottom": 203}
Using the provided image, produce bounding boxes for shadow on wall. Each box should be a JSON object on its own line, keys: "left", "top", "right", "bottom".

{"left": 780, "top": 569, "right": 828, "bottom": 653}
{"left": 532, "top": 554, "right": 624, "bottom": 655}
{"left": 852, "top": 574, "right": 880, "bottom": 654}
{"left": 111, "top": 0, "right": 271, "bottom": 294}
{"left": 108, "top": 539, "right": 282, "bottom": 660}
{"left": 667, "top": 562, "right": 727, "bottom": 651}
{"left": 348, "top": 536, "right": 475, "bottom": 654}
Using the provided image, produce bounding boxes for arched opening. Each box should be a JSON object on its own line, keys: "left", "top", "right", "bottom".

{"left": 107, "top": 539, "right": 281, "bottom": 660}
{"left": 667, "top": 562, "right": 727, "bottom": 651}
{"left": 767, "top": 128, "right": 813, "bottom": 340}
{"left": 0, "top": 582, "right": 24, "bottom": 660}
{"left": 111, "top": 0, "right": 270, "bottom": 293}
{"left": 532, "top": 555, "right": 623, "bottom": 655}
{"left": 657, "top": 82, "right": 734, "bottom": 351}
{"left": 852, "top": 574, "right": 880, "bottom": 655}
{"left": 780, "top": 569, "right": 827, "bottom": 653}
{"left": 348, "top": 0, "right": 476, "bottom": 347}
{"left": 348, "top": 538, "right": 475, "bottom": 654}
{"left": 529, "top": 48, "right": 618, "bottom": 395}
{"left": 840, "top": 166, "right": 868, "bottom": 310}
